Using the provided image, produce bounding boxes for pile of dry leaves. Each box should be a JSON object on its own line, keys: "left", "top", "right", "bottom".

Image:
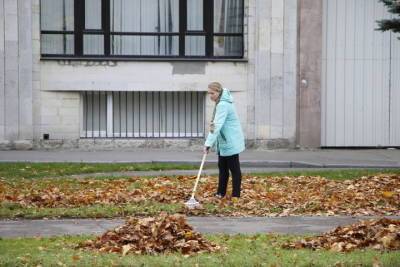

{"left": 283, "top": 218, "right": 400, "bottom": 252}
{"left": 77, "top": 212, "right": 221, "bottom": 255}
{"left": 1, "top": 174, "right": 399, "bottom": 216}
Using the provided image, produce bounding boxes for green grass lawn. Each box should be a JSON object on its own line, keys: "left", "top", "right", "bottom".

{"left": 0, "top": 202, "right": 184, "bottom": 219}
{"left": 0, "top": 162, "right": 199, "bottom": 180}
{"left": 0, "top": 234, "right": 399, "bottom": 267}
{"left": 0, "top": 162, "right": 399, "bottom": 181}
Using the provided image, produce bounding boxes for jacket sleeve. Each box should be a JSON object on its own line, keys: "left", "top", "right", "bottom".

{"left": 205, "top": 102, "right": 229, "bottom": 148}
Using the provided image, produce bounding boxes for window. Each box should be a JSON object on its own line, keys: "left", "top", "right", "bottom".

{"left": 40, "top": 0, "right": 244, "bottom": 59}
{"left": 82, "top": 91, "right": 205, "bottom": 138}
{"left": 40, "top": 0, "right": 74, "bottom": 55}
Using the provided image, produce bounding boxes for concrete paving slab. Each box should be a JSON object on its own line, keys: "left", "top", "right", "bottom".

{"left": 62, "top": 167, "right": 400, "bottom": 179}
{"left": 1, "top": 216, "right": 399, "bottom": 237}
{"left": 0, "top": 150, "right": 399, "bottom": 169}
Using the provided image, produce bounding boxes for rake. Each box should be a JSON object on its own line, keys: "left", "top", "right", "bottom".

{"left": 185, "top": 152, "right": 207, "bottom": 209}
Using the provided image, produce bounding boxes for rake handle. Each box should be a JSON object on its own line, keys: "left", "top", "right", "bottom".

{"left": 190, "top": 153, "right": 207, "bottom": 199}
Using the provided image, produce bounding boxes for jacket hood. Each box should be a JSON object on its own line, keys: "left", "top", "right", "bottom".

{"left": 220, "top": 88, "right": 233, "bottom": 103}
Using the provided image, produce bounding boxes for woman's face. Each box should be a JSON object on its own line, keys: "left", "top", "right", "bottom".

{"left": 208, "top": 88, "right": 220, "bottom": 102}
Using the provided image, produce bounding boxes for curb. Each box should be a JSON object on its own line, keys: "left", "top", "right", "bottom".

{"left": 153, "top": 160, "right": 400, "bottom": 169}
{"left": 0, "top": 160, "right": 399, "bottom": 169}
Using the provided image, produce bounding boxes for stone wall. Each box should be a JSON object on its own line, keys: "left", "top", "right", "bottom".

{"left": 1, "top": 0, "right": 300, "bottom": 151}
{"left": 0, "top": 0, "right": 34, "bottom": 150}
{"left": 246, "top": 0, "right": 298, "bottom": 147}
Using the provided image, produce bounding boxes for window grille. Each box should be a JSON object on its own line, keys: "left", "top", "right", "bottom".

{"left": 81, "top": 91, "right": 205, "bottom": 138}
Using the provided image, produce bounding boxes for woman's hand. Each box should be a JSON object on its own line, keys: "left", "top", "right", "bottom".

{"left": 203, "top": 146, "right": 210, "bottom": 154}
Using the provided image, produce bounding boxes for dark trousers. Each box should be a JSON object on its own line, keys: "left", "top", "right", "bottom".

{"left": 217, "top": 153, "right": 242, "bottom": 197}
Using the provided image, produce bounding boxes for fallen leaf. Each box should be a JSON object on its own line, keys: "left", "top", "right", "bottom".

{"left": 382, "top": 191, "right": 395, "bottom": 198}
{"left": 372, "top": 256, "right": 382, "bottom": 267}
{"left": 71, "top": 255, "right": 81, "bottom": 261}
{"left": 122, "top": 245, "right": 132, "bottom": 256}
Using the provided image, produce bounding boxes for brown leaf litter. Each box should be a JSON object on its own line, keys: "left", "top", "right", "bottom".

{"left": 1, "top": 174, "right": 399, "bottom": 216}
{"left": 77, "top": 212, "right": 222, "bottom": 255}
{"left": 283, "top": 218, "right": 400, "bottom": 252}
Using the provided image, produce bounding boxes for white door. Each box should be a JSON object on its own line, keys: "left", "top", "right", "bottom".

{"left": 321, "top": 0, "right": 400, "bottom": 147}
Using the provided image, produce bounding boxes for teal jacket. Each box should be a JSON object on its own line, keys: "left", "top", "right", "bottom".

{"left": 205, "top": 89, "right": 245, "bottom": 156}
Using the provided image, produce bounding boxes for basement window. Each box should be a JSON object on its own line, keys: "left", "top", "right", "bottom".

{"left": 81, "top": 91, "right": 205, "bottom": 138}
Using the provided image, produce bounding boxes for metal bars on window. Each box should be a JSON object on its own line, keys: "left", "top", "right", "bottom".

{"left": 82, "top": 91, "right": 205, "bottom": 138}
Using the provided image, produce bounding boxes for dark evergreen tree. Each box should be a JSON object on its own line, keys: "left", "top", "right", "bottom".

{"left": 376, "top": 0, "right": 400, "bottom": 39}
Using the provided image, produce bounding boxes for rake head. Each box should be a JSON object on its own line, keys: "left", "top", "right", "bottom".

{"left": 184, "top": 196, "right": 200, "bottom": 209}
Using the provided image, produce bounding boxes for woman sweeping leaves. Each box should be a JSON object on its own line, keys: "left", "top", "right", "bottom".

{"left": 204, "top": 82, "right": 245, "bottom": 199}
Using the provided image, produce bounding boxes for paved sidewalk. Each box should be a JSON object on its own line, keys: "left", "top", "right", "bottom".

{"left": 1, "top": 149, "right": 400, "bottom": 168}
{"left": 1, "top": 216, "right": 399, "bottom": 237}
{"left": 65, "top": 167, "right": 399, "bottom": 179}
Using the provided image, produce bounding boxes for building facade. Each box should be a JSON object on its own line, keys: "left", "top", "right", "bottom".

{"left": 0, "top": 0, "right": 399, "bottom": 150}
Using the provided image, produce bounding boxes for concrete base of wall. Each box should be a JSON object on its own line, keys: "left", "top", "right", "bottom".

{"left": 247, "top": 138, "right": 296, "bottom": 150}
{"left": 1, "top": 138, "right": 296, "bottom": 151}
{"left": 0, "top": 140, "right": 33, "bottom": 150}
{"left": 0, "top": 141, "right": 13, "bottom": 150}
{"left": 14, "top": 140, "right": 34, "bottom": 150}
{"left": 30, "top": 138, "right": 205, "bottom": 151}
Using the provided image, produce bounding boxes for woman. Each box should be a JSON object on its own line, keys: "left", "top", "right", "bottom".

{"left": 204, "top": 82, "right": 245, "bottom": 199}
